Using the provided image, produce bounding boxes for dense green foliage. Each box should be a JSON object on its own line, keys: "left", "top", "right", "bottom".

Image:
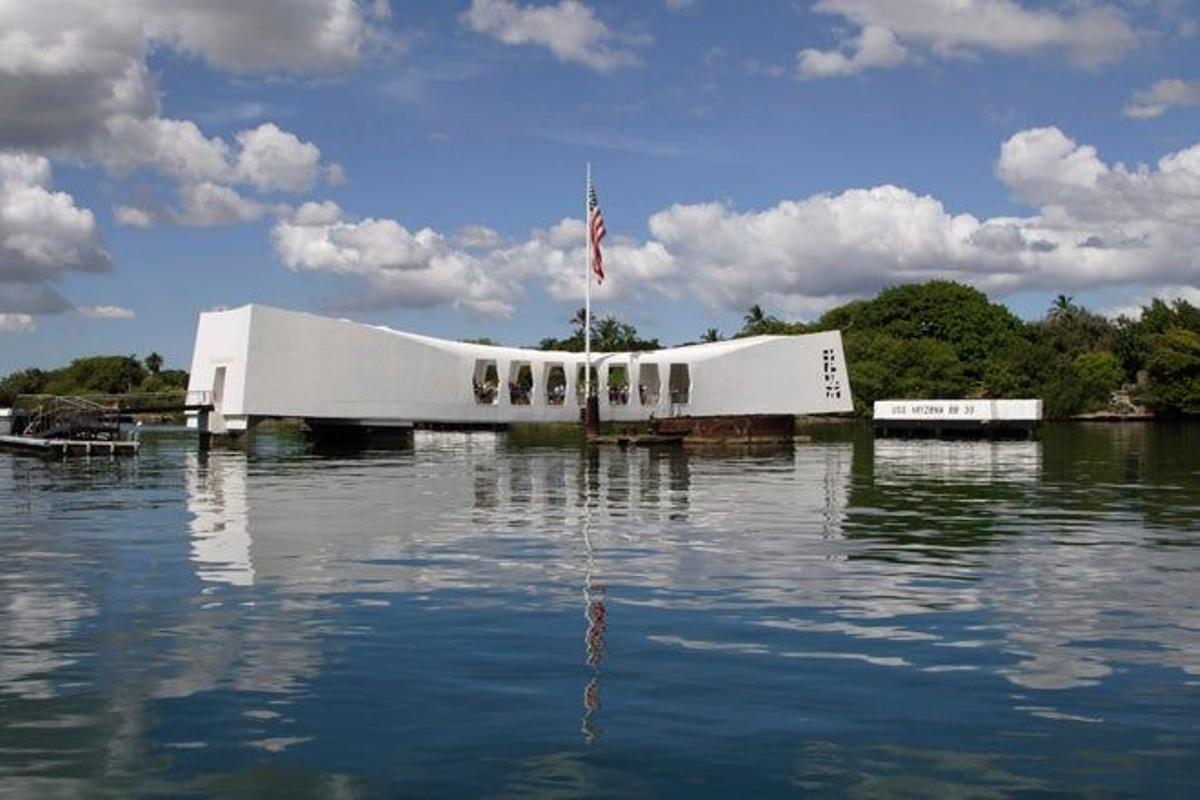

{"left": 724, "top": 282, "right": 1199, "bottom": 418}
{"left": 0, "top": 355, "right": 188, "bottom": 406}
{"left": 1142, "top": 328, "right": 1200, "bottom": 415}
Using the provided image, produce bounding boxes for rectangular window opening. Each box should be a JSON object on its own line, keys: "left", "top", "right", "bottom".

{"left": 606, "top": 364, "right": 630, "bottom": 406}
{"left": 637, "top": 363, "right": 661, "bottom": 406}
{"left": 544, "top": 363, "right": 566, "bottom": 406}
{"left": 669, "top": 363, "right": 690, "bottom": 405}
{"left": 509, "top": 361, "right": 533, "bottom": 406}
{"left": 473, "top": 359, "right": 499, "bottom": 405}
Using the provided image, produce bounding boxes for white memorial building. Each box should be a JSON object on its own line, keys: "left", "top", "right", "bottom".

{"left": 186, "top": 305, "right": 853, "bottom": 434}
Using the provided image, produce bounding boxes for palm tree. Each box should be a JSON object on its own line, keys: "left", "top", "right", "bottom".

{"left": 744, "top": 304, "right": 767, "bottom": 328}
{"left": 1049, "top": 294, "right": 1076, "bottom": 320}
{"left": 701, "top": 327, "right": 722, "bottom": 343}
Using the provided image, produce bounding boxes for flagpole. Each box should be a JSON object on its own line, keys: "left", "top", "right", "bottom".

{"left": 584, "top": 162, "right": 592, "bottom": 406}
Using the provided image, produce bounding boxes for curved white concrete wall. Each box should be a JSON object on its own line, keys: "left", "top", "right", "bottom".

{"left": 187, "top": 305, "right": 853, "bottom": 429}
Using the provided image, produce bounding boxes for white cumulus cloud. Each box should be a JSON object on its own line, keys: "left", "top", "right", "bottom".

{"left": 234, "top": 123, "right": 324, "bottom": 194}
{"left": 0, "top": 153, "right": 109, "bottom": 315}
{"left": 1124, "top": 78, "right": 1200, "bottom": 119}
{"left": 271, "top": 128, "right": 1200, "bottom": 322}
{"left": 0, "top": 0, "right": 372, "bottom": 318}
{"left": 797, "top": 25, "right": 907, "bottom": 79}
{"left": 0, "top": 153, "right": 110, "bottom": 286}
{"left": 798, "top": 0, "right": 1138, "bottom": 79}
{"left": 140, "top": 0, "right": 375, "bottom": 75}
{"left": 462, "top": 0, "right": 643, "bottom": 72}
{"left": 272, "top": 208, "right": 514, "bottom": 316}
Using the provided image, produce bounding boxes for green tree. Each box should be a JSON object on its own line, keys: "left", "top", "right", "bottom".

{"left": 1048, "top": 293, "right": 1077, "bottom": 320}
{"left": 0, "top": 368, "right": 48, "bottom": 406}
{"left": 144, "top": 352, "right": 164, "bottom": 374}
{"left": 701, "top": 327, "right": 722, "bottom": 343}
{"left": 736, "top": 304, "right": 804, "bottom": 337}
{"left": 1111, "top": 297, "right": 1200, "bottom": 392}
{"left": 1032, "top": 298, "right": 1117, "bottom": 359}
{"left": 841, "top": 281, "right": 1025, "bottom": 385}
{"left": 847, "top": 332, "right": 968, "bottom": 412}
{"left": 1073, "top": 350, "right": 1123, "bottom": 413}
{"left": 1143, "top": 328, "right": 1200, "bottom": 415}
{"left": 43, "top": 356, "right": 147, "bottom": 395}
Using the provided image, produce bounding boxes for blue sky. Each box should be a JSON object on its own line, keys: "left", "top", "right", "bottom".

{"left": 1, "top": 0, "right": 1199, "bottom": 373}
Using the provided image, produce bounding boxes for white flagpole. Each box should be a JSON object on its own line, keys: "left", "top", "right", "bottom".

{"left": 584, "top": 162, "right": 592, "bottom": 405}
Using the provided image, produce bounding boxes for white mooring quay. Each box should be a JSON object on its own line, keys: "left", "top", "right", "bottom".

{"left": 873, "top": 399, "right": 1043, "bottom": 439}
{"left": 186, "top": 305, "right": 853, "bottom": 435}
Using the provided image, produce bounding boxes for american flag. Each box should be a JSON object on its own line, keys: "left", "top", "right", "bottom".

{"left": 587, "top": 179, "right": 606, "bottom": 284}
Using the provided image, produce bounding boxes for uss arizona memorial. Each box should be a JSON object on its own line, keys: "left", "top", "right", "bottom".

{"left": 186, "top": 304, "right": 854, "bottom": 434}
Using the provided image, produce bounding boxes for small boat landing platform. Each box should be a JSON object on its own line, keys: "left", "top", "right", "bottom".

{"left": 0, "top": 435, "right": 140, "bottom": 457}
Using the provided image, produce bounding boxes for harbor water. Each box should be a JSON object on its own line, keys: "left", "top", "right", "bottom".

{"left": 1, "top": 423, "right": 1198, "bottom": 796}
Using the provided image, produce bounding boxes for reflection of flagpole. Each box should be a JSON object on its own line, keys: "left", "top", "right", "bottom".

{"left": 581, "top": 451, "right": 606, "bottom": 744}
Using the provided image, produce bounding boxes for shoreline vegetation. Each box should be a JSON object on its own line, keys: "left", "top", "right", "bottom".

{"left": 0, "top": 353, "right": 187, "bottom": 409}
{"left": 3, "top": 282, "right": 1197, "bottom": 420}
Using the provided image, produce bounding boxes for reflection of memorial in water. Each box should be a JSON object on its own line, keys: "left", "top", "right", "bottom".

{"left": 872, "top": 439, "right": 1042, "bottom": 485}
{"left": 165, "top": 450, "right": 322, "bottom": 705}
{"left": 186, "top": 449, "right": 253, "bottom": 586}
{"left": 177, "top": 432, "right": 1199, "bottom": 718}
{"left": 841, "top": 439, "right": 1043, "bottom": 558}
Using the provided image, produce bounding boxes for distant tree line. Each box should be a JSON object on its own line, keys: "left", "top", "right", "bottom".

{"left": 0, "top": 353, "right": 188, "bottom": 406}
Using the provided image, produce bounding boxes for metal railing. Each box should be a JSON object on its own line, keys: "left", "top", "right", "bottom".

{"left": 19, "top": 395, "right": 121, "bottom": 440}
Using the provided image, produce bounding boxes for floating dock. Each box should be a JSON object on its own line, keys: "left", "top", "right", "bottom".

{"left": 873, "top": 399, "right": 1042, "bottom": 439}
{"left": 0, "top": 435, "right": 140, "bottom": 456}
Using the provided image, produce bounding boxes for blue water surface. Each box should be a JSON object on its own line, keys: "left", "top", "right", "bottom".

{"left": 1, "top": 423, "right": 1198, "bottom": 797}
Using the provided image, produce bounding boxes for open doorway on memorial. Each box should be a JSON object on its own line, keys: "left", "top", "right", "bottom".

{"left": 575, "top": 365, "right": 599, "bottom": 406}
{"left": 473, "top": 359, "right": 499, "bottom": 405}
{"left": 637, "top": 362, "right": 661, "bottom": 406}
{"left": 211, "top": 366, "right": 226, "bottom": 414}
{"left": 669, "top": 363, "right": 691, "bottom": 406}
{"left": 509, "top": 361, "right": 533, "bottom": 405}
{"left": 544, "top": 364, "right": 566, "bottom": 406}
{"left": 606, "top": 364, "right": 630, "bottom": 406}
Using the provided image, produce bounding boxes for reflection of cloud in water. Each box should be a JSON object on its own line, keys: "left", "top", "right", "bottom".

{"left": 0, "top": 457, "right": 98, "bottom": 700}
{"left": 0, "top": 589, "right": 95, "bottom": 700}
{"left": 988, "top": 521, "right": 1200, "bottom": 690}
